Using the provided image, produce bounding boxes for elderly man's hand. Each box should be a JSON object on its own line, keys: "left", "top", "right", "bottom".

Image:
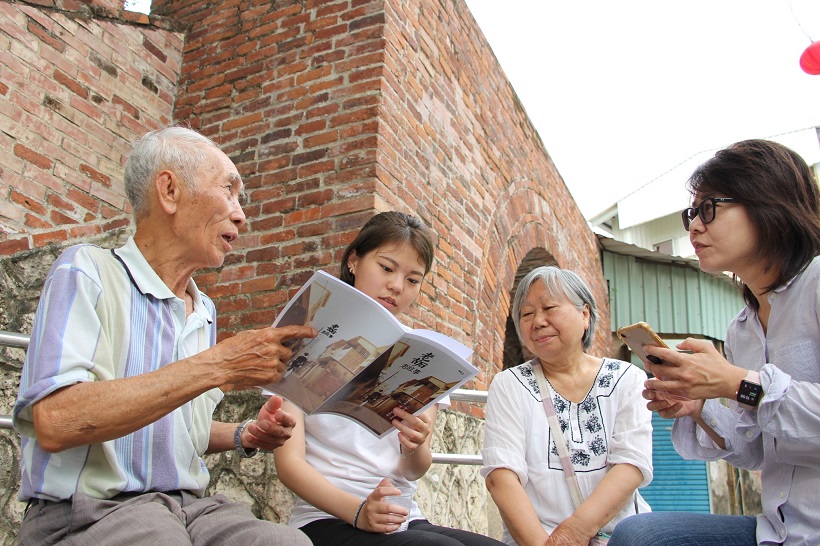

{"left": 207, "top": 325, "right": 316, "bottom": 390}
{"left": 243, "top": 396, "right": 297, "bottom": 451}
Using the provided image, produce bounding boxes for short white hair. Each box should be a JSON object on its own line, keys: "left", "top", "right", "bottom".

{"left": 123, "top": 127, "right": 219, "bottom": 216}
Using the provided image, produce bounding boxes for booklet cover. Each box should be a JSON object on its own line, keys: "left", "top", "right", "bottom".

{"left": 261, "top": 270, "right": 479, "bottom": 437}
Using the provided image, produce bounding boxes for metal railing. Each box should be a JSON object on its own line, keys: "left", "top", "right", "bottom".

{"left": 0, "top": 331, "right": 487, "bottom": 465}
{"left": 0, "top": 330, "right": 29, "bottom": 349}
{"left": 1, "top": 330, "right": 28, "bottom": 431}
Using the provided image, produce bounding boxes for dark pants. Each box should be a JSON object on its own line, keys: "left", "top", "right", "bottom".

{"left": 19, "top": 491, "right": 311, "bottom": 546}
{"left": 301, "top": 517, "right": 506, "bottom": 546}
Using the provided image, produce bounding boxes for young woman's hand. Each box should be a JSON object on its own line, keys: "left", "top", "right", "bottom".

{"left": 392, "top": 406, "right": 433, "bottom": 455}
{"left": 355, "top": 478, "right": 408, "bottom": 533}
{"left": 643, "top": 378, "right": 705, "bottom": 419}
{"left": 643, "top": 338, "right": 747, "bottom": 402}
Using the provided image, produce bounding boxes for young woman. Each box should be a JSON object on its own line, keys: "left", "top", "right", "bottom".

{"left": 609, "top": 140, "right": 820, "bottom": 546}
{"left": 274, "top": 211, "right": 504, "bottom": 546}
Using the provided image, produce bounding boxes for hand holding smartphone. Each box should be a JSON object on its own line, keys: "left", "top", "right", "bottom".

{"left": 616, "top": 322, "right": 667, "bottom": 366}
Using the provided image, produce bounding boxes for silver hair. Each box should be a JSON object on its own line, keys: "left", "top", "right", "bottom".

{"left": 123, "top": 127, "right": 219, "bottom": 216}
{"left": 511, "top": 265, "right": 599, "bottom": 351}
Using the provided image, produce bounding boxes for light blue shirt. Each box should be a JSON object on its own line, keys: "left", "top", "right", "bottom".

{"left": 673, "top": 256, "right": 820, "bottom": 545}
{"left": 14, "top": 238, "right": 223, "bottom": 501}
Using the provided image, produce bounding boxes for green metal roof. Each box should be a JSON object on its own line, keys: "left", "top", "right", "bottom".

{"left": 603, "top": 249, "right": 745, "bottom": 341}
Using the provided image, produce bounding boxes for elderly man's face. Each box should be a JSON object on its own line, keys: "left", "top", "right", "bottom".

{"left": 179, "top": 146, "right": 245, "bottom": 269}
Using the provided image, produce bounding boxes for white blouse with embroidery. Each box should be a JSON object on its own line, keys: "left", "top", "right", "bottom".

{"left": 481, "top": 358, "right": 653, "bottom": 544}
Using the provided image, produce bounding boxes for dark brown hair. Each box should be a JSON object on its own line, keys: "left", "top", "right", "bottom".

{"left": 339, "top": 211, "right": 435, "bottom": 286}
{"left": 687, "top": 138, "right": 820, "bottom": 310}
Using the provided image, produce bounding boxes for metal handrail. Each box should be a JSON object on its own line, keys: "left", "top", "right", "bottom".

{"left": 1, "top": 331, "right": 27, "bottom": 431}
{"left": 449, "top": 388, "right": 488, "bottom": 404}
{"left": 0, "top": 330, "right": 29, "bottom": 348}
{"left": 431, "top": 453, "right": 483, "bottom": 465}
{"left": 0, "top": 331, "right": 488, "bottom": 465}
{"left": 432, "top": 389, "right": 486, "bottom": 464}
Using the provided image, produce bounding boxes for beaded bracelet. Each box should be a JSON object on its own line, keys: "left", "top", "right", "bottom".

{"left": 352, "top": 499, "right": 366, "bottom": 529}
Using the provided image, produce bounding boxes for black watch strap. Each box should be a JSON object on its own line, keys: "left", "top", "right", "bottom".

{"left": 736, "top": 370, "right": 762, "bottom": 409}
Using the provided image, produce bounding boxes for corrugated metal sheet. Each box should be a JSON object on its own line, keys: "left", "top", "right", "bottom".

{"left": 641, "top": 413, "right": 711, "bottom": 512}
{"left": 603, "top": 250, "right": 745, "bottom": 341}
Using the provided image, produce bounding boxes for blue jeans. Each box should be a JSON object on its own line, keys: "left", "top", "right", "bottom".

{"left": 609, "top": 512, "right": 757, "bottom": 546}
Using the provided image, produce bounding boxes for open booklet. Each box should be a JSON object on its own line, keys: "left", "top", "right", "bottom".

{"left": 260, "top": 270, "right": 479, "bottom": 438}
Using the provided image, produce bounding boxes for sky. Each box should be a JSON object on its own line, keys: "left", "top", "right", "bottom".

{"left": 464, "top": 0, "right": 820, "bottom": 217}
{"left": 126, "top": 1, "right": 820, "bottom": 218}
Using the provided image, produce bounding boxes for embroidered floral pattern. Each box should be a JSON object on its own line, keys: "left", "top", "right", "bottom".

{"left": 520, "top": 364, "right": 539, "bottom": 394}
{"left": 589, "top": 436, "right": 607, "bottom": 456}
{"left": 511, "top": 358, "right": 631, "bottom": 473}
{"left": 580, "top": 396, "right": 597, "bottom": 414}
{"left": 585, "top": 414, "right": 602, "bottom": 434}
{"left": 571, "top": 450, "right": 590, "bottom": 467}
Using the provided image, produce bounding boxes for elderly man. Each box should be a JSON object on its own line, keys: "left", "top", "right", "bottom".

{"left": 13, "top": 127, "right": 316, "bottom": 545}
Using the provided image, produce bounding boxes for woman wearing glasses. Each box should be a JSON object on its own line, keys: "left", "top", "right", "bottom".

{"left": 609, "top": 139, "right": 820, "bottom": 546}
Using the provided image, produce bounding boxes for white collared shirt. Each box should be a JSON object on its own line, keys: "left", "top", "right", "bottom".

{"left": 673, "top": 256, "right": 820, "bottom": 545}
{"left": 14, "top": 237, "right": 223, "bottom": 501}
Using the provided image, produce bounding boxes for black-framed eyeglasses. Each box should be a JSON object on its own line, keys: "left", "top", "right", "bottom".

{"left": 681, "top": 197, "right": 739, "bottom": 231}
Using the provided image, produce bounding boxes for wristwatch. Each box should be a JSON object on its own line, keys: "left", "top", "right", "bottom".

{"left": 736, "top": 370, "right": 762, "bottom": 410}
{"left": 234, "top": 419, "right": 260, "bottom": 458}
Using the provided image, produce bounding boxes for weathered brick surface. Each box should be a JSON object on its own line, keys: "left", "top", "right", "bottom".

{"left": 0, "top": 0, "right": 185, "bottom": 253}
{"left": 0, "top": 0, "right": 607, "bottom": 541}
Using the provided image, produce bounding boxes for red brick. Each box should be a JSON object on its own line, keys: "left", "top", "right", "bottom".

{"left": 79, "top": 164, "right": 112, "bottom": 187}
{"left": 65, "top": 186, "right": 100, "bottom": 213}
{"left": 32, "top": 229, "right": 68, "bottom": 247}
{"left": 0, "top": 237, "right": 30, "bottom": 255}
{"left": 10, "top": 189, "right": 47, "bottom": 215}
{"left": 303, "top": 131, "right": 338, "bottom": 148}
{"left": 24, "top": 213, "right": 53, "bottom": 229}
{"left": 49, "top": 209, "right": 78, "bottom": 225}
{"left": 103, "top": 217, "right": 130, "bottom": 231}
{"left": 53, "top": 69, "right": 88, "bottom": 99}
{"left": 27, "top": 17, "right": 66, "bottom": 54}
{"left": 14, "top": 144, "right": 54, "bottom": 171}
{"left": 111, "top": 95, "right": 140, "bottom": 120}
{"left": 47, "top": 193, "right": 76, "bottom": 213}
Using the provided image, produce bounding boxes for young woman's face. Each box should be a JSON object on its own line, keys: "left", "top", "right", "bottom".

{"left": 347, "top": 241, "right": 426, "bottom": 316}
{"left": 688, "top": 194, "right": 759, "bottom": 277}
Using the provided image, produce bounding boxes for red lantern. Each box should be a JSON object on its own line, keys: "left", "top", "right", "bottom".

{"left": 800, "top": 42, "right": 820, "bottom": 75}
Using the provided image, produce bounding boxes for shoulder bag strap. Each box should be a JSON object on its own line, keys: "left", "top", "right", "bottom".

{"left": 531, "top": 359, "right": 585, "bottom": 509}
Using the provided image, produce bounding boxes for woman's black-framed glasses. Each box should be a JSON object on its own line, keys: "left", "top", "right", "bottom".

{"left": 681, "top": 197, "right": 739, "bottom": 231}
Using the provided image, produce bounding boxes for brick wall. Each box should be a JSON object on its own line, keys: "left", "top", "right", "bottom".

{"left": 0, "top": 1, "right": 185, "bottom": 255}
{"left": 0, "top": 0, "right": 606, "bottom": 541}
{"left": 150, "top": 0, "right": 394, "bottom": 339}
{"left": 376, "top": 1, "right": 607, "bottom": 396}
{"left": 149, "top": 0, "right": 606, "bottom": 378}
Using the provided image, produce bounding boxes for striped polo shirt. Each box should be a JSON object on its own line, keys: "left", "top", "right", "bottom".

{"left": 14, "top": 237, "right": 224, "bottom": 501}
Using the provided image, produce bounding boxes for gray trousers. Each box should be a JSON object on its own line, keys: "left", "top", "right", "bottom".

{"left": 19, "top": 491, "right": 311, "bottom": 546}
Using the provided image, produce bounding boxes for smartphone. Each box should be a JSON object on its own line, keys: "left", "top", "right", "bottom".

{"left": 617, "top": 322, "right": 668, "bottom": 366}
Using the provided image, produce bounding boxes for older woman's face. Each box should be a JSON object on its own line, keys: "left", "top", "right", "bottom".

{"left": 519, "top": 279, "right": 590, "bottom": 363}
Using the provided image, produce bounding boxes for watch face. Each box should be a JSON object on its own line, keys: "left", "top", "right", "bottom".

{"left": 737, "top": 379, "right": 762, "bottom": 406}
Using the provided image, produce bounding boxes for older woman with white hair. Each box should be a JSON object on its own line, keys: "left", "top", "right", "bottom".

{"left": 481, "top": 266, "right": 652, "bottom": 546}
